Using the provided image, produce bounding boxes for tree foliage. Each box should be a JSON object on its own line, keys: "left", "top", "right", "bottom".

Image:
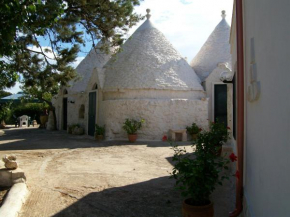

{"left": 0, "top": 0, "right": 143, "bottom": 98}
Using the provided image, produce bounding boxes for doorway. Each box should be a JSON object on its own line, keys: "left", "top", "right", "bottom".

{"left": 214, "top": 84, "right": 227, "bottom": 127}
{"left": 63, "top": 98, "right": 68, "bottom": 130}
{"left": 88, "top": 92, "right": 97, "bottom": 136}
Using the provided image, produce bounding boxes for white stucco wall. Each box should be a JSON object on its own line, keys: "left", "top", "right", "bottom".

{"left": 53, "top": 91, "right": 88, "bottom": 131}
{"left": 231, "top": 0, "right": 290, "bottom": 216}
{"left": 100, "top": 98, "right": 209, "bottom": 141}
{"left": 103, "top": 89, "right": 205, "bottom": 101}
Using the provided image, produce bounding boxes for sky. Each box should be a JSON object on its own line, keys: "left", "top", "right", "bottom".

{"left": 6, "top": 0, "right": 233, "bottom": 94}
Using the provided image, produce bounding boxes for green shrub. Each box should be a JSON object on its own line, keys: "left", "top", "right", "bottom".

{"left": 95, "top": 124, "right": 105, "bottom": 136}
{"left": 9, "top": 103, "right": 49, "bottom": 124}
{"left": 122, "top": 118, "right": 145, "bottom": 135}
{"left": 186, "top": 122, "right": 200, "bottom": 134}
{"left": 171, "top": 130, "right": 231, "bottom": 206}
{"left": 0, "top": 102, "right": 12, "bottom": 123}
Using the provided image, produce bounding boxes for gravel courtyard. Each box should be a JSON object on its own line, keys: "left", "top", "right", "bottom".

{"left": 0, "top": 127, "right": 234, "bottom": 217}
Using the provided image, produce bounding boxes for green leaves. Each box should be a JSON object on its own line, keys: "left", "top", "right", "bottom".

{"left": 170, "top": 130, "right": 231, "bottom": 205}
{"left": 122, "top": 118, "right": 145, "bottom": 134}
{"left": 95, "top": 124, "right": 105, "bottom": 136}
{"left": 186, "top": 122, "right": 200, "bottom": 134}
{"left": 0, "top": 0, "right": 142, "bottom": 91}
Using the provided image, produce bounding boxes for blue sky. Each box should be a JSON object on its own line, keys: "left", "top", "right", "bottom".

{"left": 6, "top": 0, "right": 233, "bottom": 94}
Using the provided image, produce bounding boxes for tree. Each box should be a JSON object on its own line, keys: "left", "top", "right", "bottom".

{"left": 1, "top": 0, "right": 143, "bottom": 129}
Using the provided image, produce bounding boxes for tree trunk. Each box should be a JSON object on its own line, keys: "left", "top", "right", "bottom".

{"left": 41, "top": 99, "right": 57, "bottom": 131}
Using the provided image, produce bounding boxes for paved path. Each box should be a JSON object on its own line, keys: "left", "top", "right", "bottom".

{"left": 0, "top": 127, "right": 234, "bottom": 217}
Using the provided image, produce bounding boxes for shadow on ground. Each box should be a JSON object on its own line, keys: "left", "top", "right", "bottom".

{"left": 53, "top": 176, "right": 182, "bottom": 217}
{"left": 0, "top": 127, "right": 192, "bottom": 151}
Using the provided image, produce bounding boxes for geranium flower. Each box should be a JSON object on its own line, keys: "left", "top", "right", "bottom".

{"left": 229, "top": 153, "right": 238, "bottom": 162}
{"left": 235, "top": 170, "right": 240, "bottom": 179}
{"left": 162, "top": 135, "right": 167, "bottom": 141}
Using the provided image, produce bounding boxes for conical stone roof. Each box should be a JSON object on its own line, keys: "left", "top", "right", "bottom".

{"left": 69, "top": 43, "right": 111, "bottom": 93}
{"left": 103, "top": 10, "right": 203, "bottom": 91}
{"left": 190, "top": 11, "right": 231, "bottom": 82}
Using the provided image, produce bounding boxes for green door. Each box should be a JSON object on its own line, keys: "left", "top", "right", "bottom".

{"left": 214, "top": 84, "right": 227, "bottom": 127}
{"left": 88, "top": 92, "right": 96, "bottom": 136}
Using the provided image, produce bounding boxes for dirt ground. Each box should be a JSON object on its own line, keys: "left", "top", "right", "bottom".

{"left": 0, "top": 127, "right": 235, "bottom": 217}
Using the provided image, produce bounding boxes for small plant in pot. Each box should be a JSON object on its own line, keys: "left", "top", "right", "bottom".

{"left": 186, "top": 122, "right": 201, "bottom": 141}
{"left": 122, "top": 118, "right": 145, "bottom": 143}
{"left": 68, "top": 124, "right": 81, "bottom": 134}
{"left": 171, "top": 130, "right": 231, "bottom": 217}
{"left": 209, "top": 121, "right": 230, "bottom": 156}
{"left": 95, "top": 124, "right": 105, "bottom": 141}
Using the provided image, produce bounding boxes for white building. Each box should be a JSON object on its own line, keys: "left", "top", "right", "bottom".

{"left": 190, "top": 10, "right": 232, "bottom": 127}
{"left": 53, "top": 10, "right": 232, "bottom": 141}
{"left": 229, "top": 0, "right": 290, "bottom": 216}
{"left": 53, "top": 44, "right": 111, "bottom": 135}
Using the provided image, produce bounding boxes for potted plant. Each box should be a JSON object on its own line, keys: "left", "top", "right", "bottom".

{"left": 68, "top": 124, "right": 84, "bottom": 135}
{"left": 95, "top": 124, "right": 105, "bottom": 141}
{"left": 186, "top": 122, "right": 201, "bottom": 141}
{"left": 209, "top": 121, "right": 230, "bottom": 156}
{"left": 122, "top": 118, "right": 145, "bottom": 143}
{"left": 171, "top": 130, "right": 232, "bottom": 217}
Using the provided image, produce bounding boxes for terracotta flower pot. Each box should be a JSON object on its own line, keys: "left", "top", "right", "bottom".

{"left": 95, "top": 135, "right": 104, "bottom": 141}
{"left": 182, "top": 199, "right": 214, "bottom": 217}
{"left": 128, "top": 134, "right": 138, "bottom": 143}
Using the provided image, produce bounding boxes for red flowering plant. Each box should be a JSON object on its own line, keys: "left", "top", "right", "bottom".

{"left": 162, "top": 135, "right": 168, "bottom": 142}
{"left": 171, "top": 131, "right": 234, "bottom": 207}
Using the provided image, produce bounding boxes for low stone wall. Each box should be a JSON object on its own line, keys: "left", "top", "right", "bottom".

{"left": 100, "top": 98, "right": 209, "bottom": 140}
{"left": 0, "top": 167, "right": 28, "bottom": 217}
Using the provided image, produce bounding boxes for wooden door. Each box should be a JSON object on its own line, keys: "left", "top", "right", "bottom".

{"left": 88, "top": 92, "right": 97, "bottom": 136}
{"left": 214, "top": 84, "right": 227, "bottom": 127}
{"left": 63, "top": 98, "right": 68, "bottom": 130}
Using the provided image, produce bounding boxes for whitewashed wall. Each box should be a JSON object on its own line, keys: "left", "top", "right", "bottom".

{"left": 231, "top": 0, "right": 290, "bottom": 216}
{"left": 100, "top": 98, "right": 209, "bottom": 141}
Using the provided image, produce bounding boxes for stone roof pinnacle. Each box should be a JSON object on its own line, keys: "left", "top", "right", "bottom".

{"left": 146, "top": 9, "right": 151, "bottom": 20}
{"left": 221, "top": 10, "right": 226, "bottom": 19}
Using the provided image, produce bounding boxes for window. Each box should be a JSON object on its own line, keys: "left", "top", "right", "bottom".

{"left": 92, "top": 83, "right": 98, "bottom": 90}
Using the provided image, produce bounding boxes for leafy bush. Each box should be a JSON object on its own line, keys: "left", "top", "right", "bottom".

{"left": 68, "top": 124, "right": 81, "bottom": 134}
{"left": 122, "top": 118, "right": 145, "bottom": 135}
{"left": 9, "top": 103, "right": 49, "bottom": 124}
{"left": 209, "top": 121, "right": 230, "bottom": 146}
{"left": 95, "top": 124, "right": 105, "bottom": 136}
{"left": 186, "top": 122, "right": 200, "bottom": 134}
{"left": 171, "top": 130, "right": 231, "bottom": 206}
{"left": 0, "top": 102, "right": 12, "bottom": 123}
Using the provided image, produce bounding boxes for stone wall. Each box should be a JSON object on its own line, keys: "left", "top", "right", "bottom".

{"left": 100, "top": 98, "right": 209, "bottom": 140}
{"left": 53, "top": 92, "right": 88, "bottom": 132}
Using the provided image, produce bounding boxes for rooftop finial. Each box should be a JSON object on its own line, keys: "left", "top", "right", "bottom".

{"left": 221, "top": 10, "right": 226, "bottom": 19}
{"left": 146, "top": 9, "right": 151, "bottom": 20}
